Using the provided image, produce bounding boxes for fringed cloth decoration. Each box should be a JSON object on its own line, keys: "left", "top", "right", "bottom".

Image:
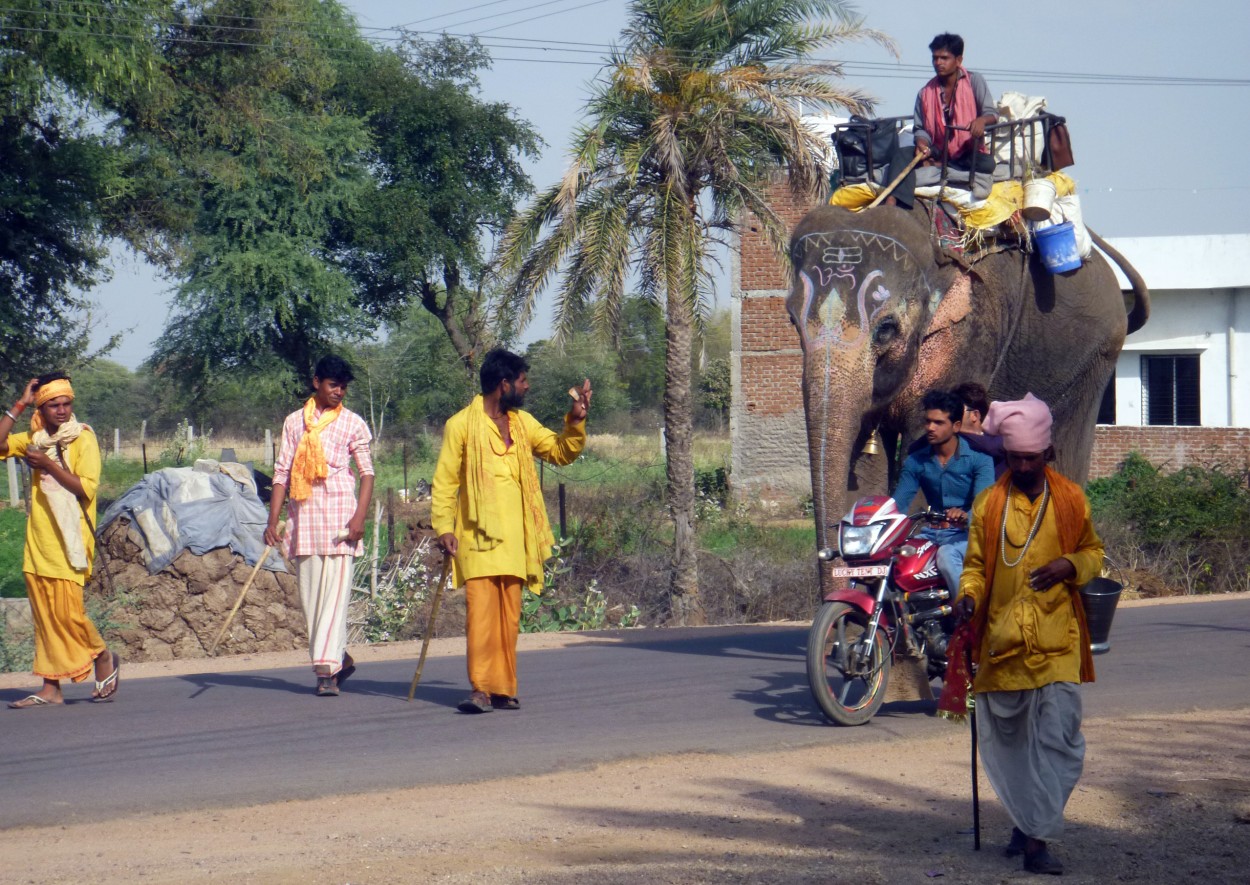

{"left": 938, "top": 621, "right": 977, "bottom": 723}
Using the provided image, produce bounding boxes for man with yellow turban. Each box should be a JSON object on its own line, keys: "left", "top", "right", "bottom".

{"left": 954, "top": 394, "right": 1103, "bottom": 875}
{"left": 433, "top": 349, "right": 590, "bottom": 713}
{"left": 0, "top": 372, "right": 119, "bottom": 708}
{"left": 265, "top": 356, "right": 374, "bottom": 697}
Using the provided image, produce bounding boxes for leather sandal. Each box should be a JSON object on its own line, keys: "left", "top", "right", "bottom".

{"left": 457, "top": 690, "right": 493, "bottom": 713}
{"left": 490, "top": 694, "right": 520, "bottom": 710}
{"left": 316, "top": 677, "right": 339, "bottom": 697}
{"left": 1023, "top": 844, "right": 1064, "bottom": 875}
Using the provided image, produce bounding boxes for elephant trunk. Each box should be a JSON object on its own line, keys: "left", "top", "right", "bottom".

{"left": 799, "top": 347, "right": 890, "bottom": 590}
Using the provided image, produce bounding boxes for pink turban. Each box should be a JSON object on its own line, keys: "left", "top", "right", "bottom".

{"left": 984, "top": 393, "right": 1052, "bottom": 453}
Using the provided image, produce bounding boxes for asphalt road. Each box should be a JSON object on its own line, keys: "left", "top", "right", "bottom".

{"left": 2, "top": 599, "right": 1248, "bottom": 830}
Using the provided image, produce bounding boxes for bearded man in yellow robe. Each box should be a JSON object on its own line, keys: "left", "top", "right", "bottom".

{"left": 433, "top": 349, "right": 590, "bottom": 713}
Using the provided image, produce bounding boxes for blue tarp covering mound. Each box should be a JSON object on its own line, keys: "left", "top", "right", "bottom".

{"left": 99, "top": 462, "right": 286, "bottom": 576}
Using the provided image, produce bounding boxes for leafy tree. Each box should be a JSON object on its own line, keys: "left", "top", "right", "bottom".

{"left": 337, "top": 35, "right": 540, "bottom": 366}
{"left": 616, "top": 296, "right": 667, "bottom": 415}
{"left": 500, "top": 0, "right": 884, "bottom": 623}
{"left": 523, "top": 337, "right": 632, "bottom": 429}
{"left": 349, "top": 305, "right": 478, "bottom": 439}
{"left": 0, "top": 0, "right": 170, "bottom": 390}
{"left": 139, "top": 0, "right": 375, "bottom": 393}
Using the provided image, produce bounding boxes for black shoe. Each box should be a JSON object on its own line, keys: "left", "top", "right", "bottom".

{"left": 490, "top": 694, "right": 520, "bottom": 710}
{"left": 1005, "top": 827, "right": 1027, "bottom": 857}
{"left": 457, "top": 690, "right": 493, "bottom": 713}
{"left": 1023, "top": 843, "right": 1064, "bottom": 875}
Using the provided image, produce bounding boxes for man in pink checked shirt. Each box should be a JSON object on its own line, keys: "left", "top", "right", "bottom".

{"left": 265, "top": 356, "right": 375, "bottom": 697}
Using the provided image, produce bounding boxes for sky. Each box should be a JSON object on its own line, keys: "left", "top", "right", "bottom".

{"left": 85, "top": 0, "right": 1250, "bottom": 368}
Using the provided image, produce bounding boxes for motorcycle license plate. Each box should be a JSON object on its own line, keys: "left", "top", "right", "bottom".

{"left": 827, "top": 565, "right": 890, "bottom": 578}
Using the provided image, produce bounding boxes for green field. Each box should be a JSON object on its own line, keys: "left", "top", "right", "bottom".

{"left": 0, "top": 508, "right": 26, "bottom": 597}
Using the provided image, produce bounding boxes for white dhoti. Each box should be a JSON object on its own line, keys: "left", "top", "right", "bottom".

{"left": 977, "top": 682, "right": 1085, "bottom": 841}
{"left": 296, "top": 554, "right": 354, "bottom": 674}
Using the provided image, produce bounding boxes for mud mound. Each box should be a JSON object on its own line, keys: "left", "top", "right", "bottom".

{"left": 86, "top": 519, "right": 306, "bottom": 662}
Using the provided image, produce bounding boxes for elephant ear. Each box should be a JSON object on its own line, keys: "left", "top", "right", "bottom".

{"left": 922, "top": 270, "right": 973, "bottom": 338}
{"left": 905, "top": 272, "right": 975, "bottom": 398}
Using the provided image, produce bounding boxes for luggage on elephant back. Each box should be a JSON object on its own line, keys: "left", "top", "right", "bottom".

{"left": 833, "top": 115, "right": 900, "bottom": 185}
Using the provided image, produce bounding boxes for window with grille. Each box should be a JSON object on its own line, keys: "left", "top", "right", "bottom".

{"left": 1141, "top": 355, "right": 1200, "bottom": 426}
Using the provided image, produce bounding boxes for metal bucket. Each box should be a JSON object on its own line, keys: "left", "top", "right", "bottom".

{"left": 1079, "top": 577, "right": 1122, "bottom": 655}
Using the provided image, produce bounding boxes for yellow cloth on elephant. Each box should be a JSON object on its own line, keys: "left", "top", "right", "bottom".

{"left": 960, "top": 172, "right": 1077, "bottom": 230}
{"left": 432, "top": 397, "right": 585, "bottom": 593}
{"left": 0, "top": 429, "right": 99, "bottom": 583}
{"left": 25, "top": 573, "right": 107, "bottom": 682}
{"left": 958, "top": 472, "right": 1103, "bottom": 693}
{"left": 828, "top": 182, "right": 878, "bottom": 210}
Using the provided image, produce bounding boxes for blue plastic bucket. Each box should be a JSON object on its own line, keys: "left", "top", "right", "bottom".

{"left": 1035, "top": 221, "right": 1082, "bottom": 274}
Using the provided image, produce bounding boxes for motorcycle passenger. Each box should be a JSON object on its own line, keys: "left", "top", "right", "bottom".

{"left": 891, "top": 389, "right": 995, "bottom": 595}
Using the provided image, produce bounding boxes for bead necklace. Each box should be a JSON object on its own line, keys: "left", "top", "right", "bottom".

{"left": 1000, "top": 477, "right": 1050, "bottom": 569}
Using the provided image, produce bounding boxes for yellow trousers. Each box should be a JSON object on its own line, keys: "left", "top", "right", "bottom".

{"left": 464, "top": 575, "right": 522, "bottom": 696}
{"left": 25, "top": 573, "right": 106, "bottom": 682}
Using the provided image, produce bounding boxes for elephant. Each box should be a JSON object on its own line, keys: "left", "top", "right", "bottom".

{"left": 785, "top": 204, "right": 1149, "bottom": 585}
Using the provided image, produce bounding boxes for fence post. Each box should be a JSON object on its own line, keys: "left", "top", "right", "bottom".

{"left": 6, "top": 458, "right": 18, "bottom": 507}
{"left": 264, "top": 429, "right": 273, "bottom": 466}
{"left": 114, "top": 428, "right": 120, "bottom": 458}
{"left": 558, "top": 482, "right": 567, "bottom": 540}
{"left": 386, "top": 487, "right": 395, "bottom": 556}
{"left": 402, "top": 443, "right": 408, "bottom": 500}
{"left": 187, "top": 422, "right": 194, "bottom": 443}
{"left": 142, "top": 442, "right": 148, "bottom": 474}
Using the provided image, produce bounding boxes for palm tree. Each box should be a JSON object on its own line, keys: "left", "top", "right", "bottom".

{"left": 500, "top": 0, "right": 888, "bottom": 624}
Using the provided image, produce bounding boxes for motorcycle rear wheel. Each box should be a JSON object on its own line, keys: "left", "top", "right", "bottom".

{"left": 806, "top": 601, "right": 891, "bottom": 726}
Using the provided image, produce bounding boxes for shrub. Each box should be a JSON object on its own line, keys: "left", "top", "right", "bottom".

{"left": 1089, "top": 453, "right": 1250, "bottom": 595}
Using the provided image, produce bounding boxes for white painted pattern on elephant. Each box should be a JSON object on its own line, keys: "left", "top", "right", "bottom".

{"left": 791, "top": 228, "right": 934, "bottom": 547}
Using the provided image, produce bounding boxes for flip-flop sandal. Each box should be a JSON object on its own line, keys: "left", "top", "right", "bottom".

{"left": 92, "top": 652, "right": 121, "bottom": 702}
{"left": 8, "top": 694, "right": 60, "bottom": 709}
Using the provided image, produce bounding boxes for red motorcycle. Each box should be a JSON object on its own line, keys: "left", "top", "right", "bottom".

{"left": 806, "top": 495, "right": 958, "bottom": 726}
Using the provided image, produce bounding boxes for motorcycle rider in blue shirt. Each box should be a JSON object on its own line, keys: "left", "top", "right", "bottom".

{"left": 892, "top": 389, "right": 996, "bottom": 594}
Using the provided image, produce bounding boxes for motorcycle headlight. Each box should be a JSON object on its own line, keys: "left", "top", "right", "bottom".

{"left": 838, "top": 523, "right": 884, "bottom": 558}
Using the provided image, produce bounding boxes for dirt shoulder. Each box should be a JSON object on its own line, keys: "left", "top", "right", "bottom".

{"left": 2, "top": 594, "right": 1248, "bottom": 884}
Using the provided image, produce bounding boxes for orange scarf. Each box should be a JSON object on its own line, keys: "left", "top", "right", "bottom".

{"left": 919, "top": 68, "right": 987, "bottom": 161}
{"left": 288, "top": 398, "right": 342, "bottom": 501}
{"left": 464, "top": 395, "right": 554, "bottom": 593}
{"left": 973, "top": 467, "right": 1096, "bottom": 683}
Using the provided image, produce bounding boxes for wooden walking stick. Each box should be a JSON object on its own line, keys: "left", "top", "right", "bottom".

{"left": 209, "top": 523, "right": 283, "bottom": 656}
{"left": 407, "top": 552, "right": 453, "bottom": 701}
{"left": 866, "top": 151, "right": 926, "bottom": 209}
{"left": 967, "top": 640, "right": 981, "bottom": 851}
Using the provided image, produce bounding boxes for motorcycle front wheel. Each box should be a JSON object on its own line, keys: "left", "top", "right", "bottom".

{"left": 806, "top": 601, "right": 891, "bottom": 726}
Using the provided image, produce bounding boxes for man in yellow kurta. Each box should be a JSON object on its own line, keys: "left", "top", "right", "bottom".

{"left": 433, "top": 349, "right": 590, "bottom": 713}
{"left": 955, "top": 394, "right": 1103, "bottom": 876}
{"left": 0, "top": 374, "right": 119, "bottom": 708}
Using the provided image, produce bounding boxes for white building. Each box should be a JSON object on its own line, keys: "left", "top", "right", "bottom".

{"left": 1102, "top": 234, "right": 1250, "bottom": 428}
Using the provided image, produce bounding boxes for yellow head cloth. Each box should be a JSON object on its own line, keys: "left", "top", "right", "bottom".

{"left": 31, "top": 378, "right": 74, "bottom": 432}
{"left": 288, "top": 397, "right": 342, "bottom": 501}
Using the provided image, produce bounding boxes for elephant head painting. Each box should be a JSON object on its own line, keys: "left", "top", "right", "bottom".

{"left": 786, "top": 205, "right": 1149, "bottom": 583}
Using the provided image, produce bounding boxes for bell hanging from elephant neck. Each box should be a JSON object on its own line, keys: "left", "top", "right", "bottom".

{"left": 861, "top": 429, "right": 883, "bottom": 457}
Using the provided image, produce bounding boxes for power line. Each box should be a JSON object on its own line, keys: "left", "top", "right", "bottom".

{"left": 437, "top": 0, "right": 593, "bottom": 33}
{"left": 474, "top": 0, "right": 615, "bottom": 37}
{"left": 4, "top": 8, "right": 1248, "bottom": 88}
{"left": 392, "top": 0, "right": 526, "bottom": 30}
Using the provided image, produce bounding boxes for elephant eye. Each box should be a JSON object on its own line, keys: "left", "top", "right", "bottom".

{"left": 873, "top": 317, "right": 899, "bottom": 346}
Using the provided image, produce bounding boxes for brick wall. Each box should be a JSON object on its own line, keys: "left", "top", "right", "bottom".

{"left": 1090, "top": 426, "right": 1250, "bottom": 479}
{"left": 731, "top": 179, "right": 822, "bottom": 495}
